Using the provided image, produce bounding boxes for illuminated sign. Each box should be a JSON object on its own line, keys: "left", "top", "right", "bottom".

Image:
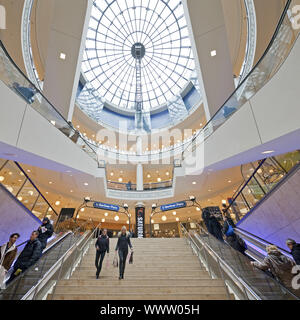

{"left": 93, "top": 202, "right": 120, "bottom": 212}
{"left": 160, "top": 201, "right": 187, "bottom": 212}
{"left": 136, "top": 207, "right": 145, "bottom": 238}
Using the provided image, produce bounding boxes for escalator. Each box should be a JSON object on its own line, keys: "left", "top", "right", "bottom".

{"left": 0, "top": 225, "right": 92, "bottom": 300}
{"left": 182, "top": 224, "right": 299, "bottom": 300}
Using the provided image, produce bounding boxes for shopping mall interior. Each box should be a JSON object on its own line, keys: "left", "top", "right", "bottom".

{"left": 0, "top": 0, "right": 300, "bottom": 301}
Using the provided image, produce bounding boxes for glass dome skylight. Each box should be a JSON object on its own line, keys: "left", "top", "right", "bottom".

{"left": 82, "top": 0, "right": 195, "bottom": 112}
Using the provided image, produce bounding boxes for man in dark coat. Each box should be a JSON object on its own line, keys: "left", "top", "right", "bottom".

{"left": 202, "top": 209, "right": 213, "bottom": 234}
{"left": 208, "top": 214, "right": 224, "bottom": 242}
{"left": 95, "top": 229, "right": 110, "bottom": 279}
{"left": 7, "top": 231, "right": 42, "bottom": 284}
{"left": 38, "top": 218, "right": 54, "bottom": 251}
{"left": 286, "top": 239, "right": 300, "bottom": 265}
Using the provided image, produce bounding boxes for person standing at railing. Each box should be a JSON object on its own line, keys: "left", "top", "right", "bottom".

{"left": 286, "top": 239, "right": 300, "bottom": 265}
{"left": 37, "top": 218, "right": 54, "bottom": 253}
{"left": 6, "top": 231, "right": 42, "bottom": 285}
{"left": 0, "top": 233, "right": 20, "bottom": 289}
{"left": 115, "top": 226, "right": 133, "bottom": 280}
{"left": 95, "top": 229, "right": 110, "bottom": 279}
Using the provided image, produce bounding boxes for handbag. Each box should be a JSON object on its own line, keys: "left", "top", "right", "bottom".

{"left": 129, "top": 252, "right": 133, "bottom": 264}
{"left": 113, "top": 255, "right": 118, "bottom": 268}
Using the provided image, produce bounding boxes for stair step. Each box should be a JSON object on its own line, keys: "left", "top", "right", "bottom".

{"left": 53, "top": 285, "right": 228, "bottom": 295}
{"left": 48, "top": 293, "right": 232, "bottom": 300}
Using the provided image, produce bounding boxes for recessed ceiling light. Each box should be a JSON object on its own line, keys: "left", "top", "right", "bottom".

{"left": 70, "top": 190, "right": 73, "bottom": 193}
{"left": 192, "top": 181, "right": 196, "bottom": 185}
{"left": 228, "top": 180, "right": 232, "bottom": 183}
{"left": 262, "top": 150, "right": 275, "bottom": 155}
{"left": 166, "top": 172, "right": 170, "bottom": 176}
{"left": 176, "top": 217, "right": 180, "bottom": 222}
{"left": 84, "top": 183, "right": 89, "bottom": 186}
{"left": 118, "top": 178, "right": 123, "bottom": 183}
{"left": 151, "top": 219, "right": 155, "bottom": 224}
{"left": 80, "top": 208, "right": 85, "bottom": 212}
{"left": 104, "top": 212, "right": 108, "bottom": 217}
{"left": 210, "top": 50, "right": 217, "bottom": 57}
{"left": 114, "top": 215, "right": 120, "bottom": 221}
{"left": 51, "top": 121, "right": 56, "bottom": 126}
{"left": 196, "top": 207, "right": 201, "bottom": 211}
{"left": 17, "top": 196, "right": 23, "bottom": 201}
{"left": 55, "top": 201, "right": 61, "bottom": 206}
{"left": 0, "top": 176, "right": 5, "bottom": 182}
{"left": 173, "top": 211, "right": 177, "bottom": 216}
{"left": 162, "top": 215, "right": 167, "bottom": 222}
{"left": 49, "top": 181, "right": 53, "bottom": 184}
{"left": 110, "top": 172, "right": 114, "bottom": 176}
{"left": 60, "top": 52, "right": 66, "bottom": 60}
{"left": 157, "top": 177, "right": 162, "bottom": 182}
{"left": 102, "top": 218, "right": 105, "bottom": 223}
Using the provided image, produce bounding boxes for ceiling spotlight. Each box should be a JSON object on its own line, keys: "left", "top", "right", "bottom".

{"left": 110, "top": 172, "right": 114, "bottom": 176}
{"left": 152, "top": 204, "right": 157, "bottom": 209}
{"left": 166, "top": 172, "right": 170, "bottom": 176}
{"left": 151, "top": 219, "right": 155, "bottom": 224}
{"left": 162, "top": 215, "right": 167, "bottom": 222}
{"left": 60, "top": 52, "right": 66, "bottom": 60}
{"left": 17, "top": 196, "right": 23, "bottom": 201}
{"left": 104, "top": 212, "right": 108, "bottom": 217}
{"left": 84, "top": 197, "right": 91, "bottom": 202}
{"left": 192, "top": 181, "right": 196, "bottom": 185}
{"left": 210, "top": 50, "right": 217, "bottom": 57}
{"left": 176, "top": 217, "right": 180, "bottom": 222}
{"left": 222, "top": 200, "right": 227, "bottom": 205}
{"left": 101, "top": 218, "right": 105, "bottom": 223}
{"left": 55, "top": 201, "right": 61, "bottom": 206}
{"left": 189, "top": 195, "right": 196, "bottom": 201}
{"left": 157, "top": 177, "right": 162, "bottom": 182}
{"left": 114, "top": 215, "right": 120, "bottom": 222}
{"left": 123, "top": 203, "right": 129, "bottom": 209}
{"left": 84, "top": 183, "right": 89, "bottom": 186}
{"left": 118, "top": 178, "right": 123, "bottom": 183}
{"left": 172, "top": 211, "right": 177, "bottom": 216}
{"left": 196, "top": 207, "right": 201, "bottom": 212}
{"left": 0, "top": 176, "right": 5, "bottom": 182}
{"left": 80, "top": 208, "right": 85, "bottom": 212}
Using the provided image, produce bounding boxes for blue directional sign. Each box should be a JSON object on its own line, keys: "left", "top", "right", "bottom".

{"left": 93, "top": 202, "right": 120, "bottom": 212}
{"left": 160, "top": 201, "right": 187, "bottom": 212}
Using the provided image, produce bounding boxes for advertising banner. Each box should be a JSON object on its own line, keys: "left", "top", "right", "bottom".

{"left": 135, "top": 206, "right": 145, "bottom": 238}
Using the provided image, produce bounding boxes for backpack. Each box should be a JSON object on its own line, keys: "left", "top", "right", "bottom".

{"left": 225, "top": 222, "right": 235, "bottom": 237}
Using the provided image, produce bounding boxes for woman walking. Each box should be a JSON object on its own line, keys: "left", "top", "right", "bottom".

{"left": 115, "top": 226, "right": 133, "bottom": 280}
{"left": 95, "top": 229, "right": 110, "bottom": 279}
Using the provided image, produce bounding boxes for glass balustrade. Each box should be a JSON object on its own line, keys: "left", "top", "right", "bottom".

{"left": 0, "top": 41, "right": 99, "bottom": 166}
{"left": 226, "top": 150, "right": 300, "bottom": 222}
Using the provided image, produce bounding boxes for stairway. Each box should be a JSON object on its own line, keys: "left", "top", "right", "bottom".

{"left": 48, "top": 238, "right": 233, "bottom": 300}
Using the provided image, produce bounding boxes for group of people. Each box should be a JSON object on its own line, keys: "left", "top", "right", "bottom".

{"left": 0, "top": 218, "right": 54, "bottom": 289}
{"left": 202, "top": 208, "right": 300, "bottom": 292}
{"left": 95, "top": 226, "right": 133, "bottom": 280}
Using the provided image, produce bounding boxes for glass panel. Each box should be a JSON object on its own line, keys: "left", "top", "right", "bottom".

{"left": 0, "top": 161, "right": 27, "bottom": 196}
{"left": 16, "top": 180, "right": 39, "bottom": 211}
{"left": 32, "top": 196, "right": 50, "bottom": 221}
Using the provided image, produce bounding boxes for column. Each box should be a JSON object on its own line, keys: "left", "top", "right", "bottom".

{"left": 136, "top": 163, "right": 143, "bottom": 191}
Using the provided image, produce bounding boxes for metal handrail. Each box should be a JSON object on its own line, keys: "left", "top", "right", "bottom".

{"left": 0, "top": 40, "right": 99, "bottom": 163}
{"left": 180, "top": 223, "right": 260, "bottom": 300}
{"left": 22, "top": 222, "right": 101, "bottom": 300}
{"left": 181, "top": 0, "right": 293, "bottom": 160}
{"left": 190, "top": 222, "right": 300, "bottom": 300}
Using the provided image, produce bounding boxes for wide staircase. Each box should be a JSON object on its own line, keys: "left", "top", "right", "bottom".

{"left": 48, "top": 238, "right": 233, "bottom": 300}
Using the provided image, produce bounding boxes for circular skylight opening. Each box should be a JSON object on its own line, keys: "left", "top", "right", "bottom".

{"left": 82, "top": 0, "right": 195, "bottom": 112}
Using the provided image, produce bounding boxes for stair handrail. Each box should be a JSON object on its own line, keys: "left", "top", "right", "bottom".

{"left": 181, "top": 223, "right": 261, "bottom": 300}
{"left": 190, "top": 222, "right": 300, "bottom": 300}
{"left": 21, "top": 222, "right": 101, "bottom": 300}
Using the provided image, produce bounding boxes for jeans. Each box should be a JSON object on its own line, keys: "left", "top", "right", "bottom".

{"left": 118, "top": 249, "right": 128, "bottom": 277}
{"left": 95, "top": 251, "right": 106, "bottom": 276}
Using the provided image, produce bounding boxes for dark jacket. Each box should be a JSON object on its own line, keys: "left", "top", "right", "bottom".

{"left": 95, "top": 235, "right": 110, "bottom": 253}
{"left": 115, "top": 232, "right": 132, "bottom": 251}
{"left": 208, "top": 216, "right": 223, "bottom": 241}
{"left": 38, "top": 221, "right": 54, "bottom": 245}
{"left": 291, "top": 243, "right": 300, "bottom": 265}
{"left": 14, "top": 239, "right": 42, "bottom": 270}
{"left": 202, "top": 210, "right": 212, "bottom": 234}
{"left": 226, "top": 234, "right": 247, "bottom": 255}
